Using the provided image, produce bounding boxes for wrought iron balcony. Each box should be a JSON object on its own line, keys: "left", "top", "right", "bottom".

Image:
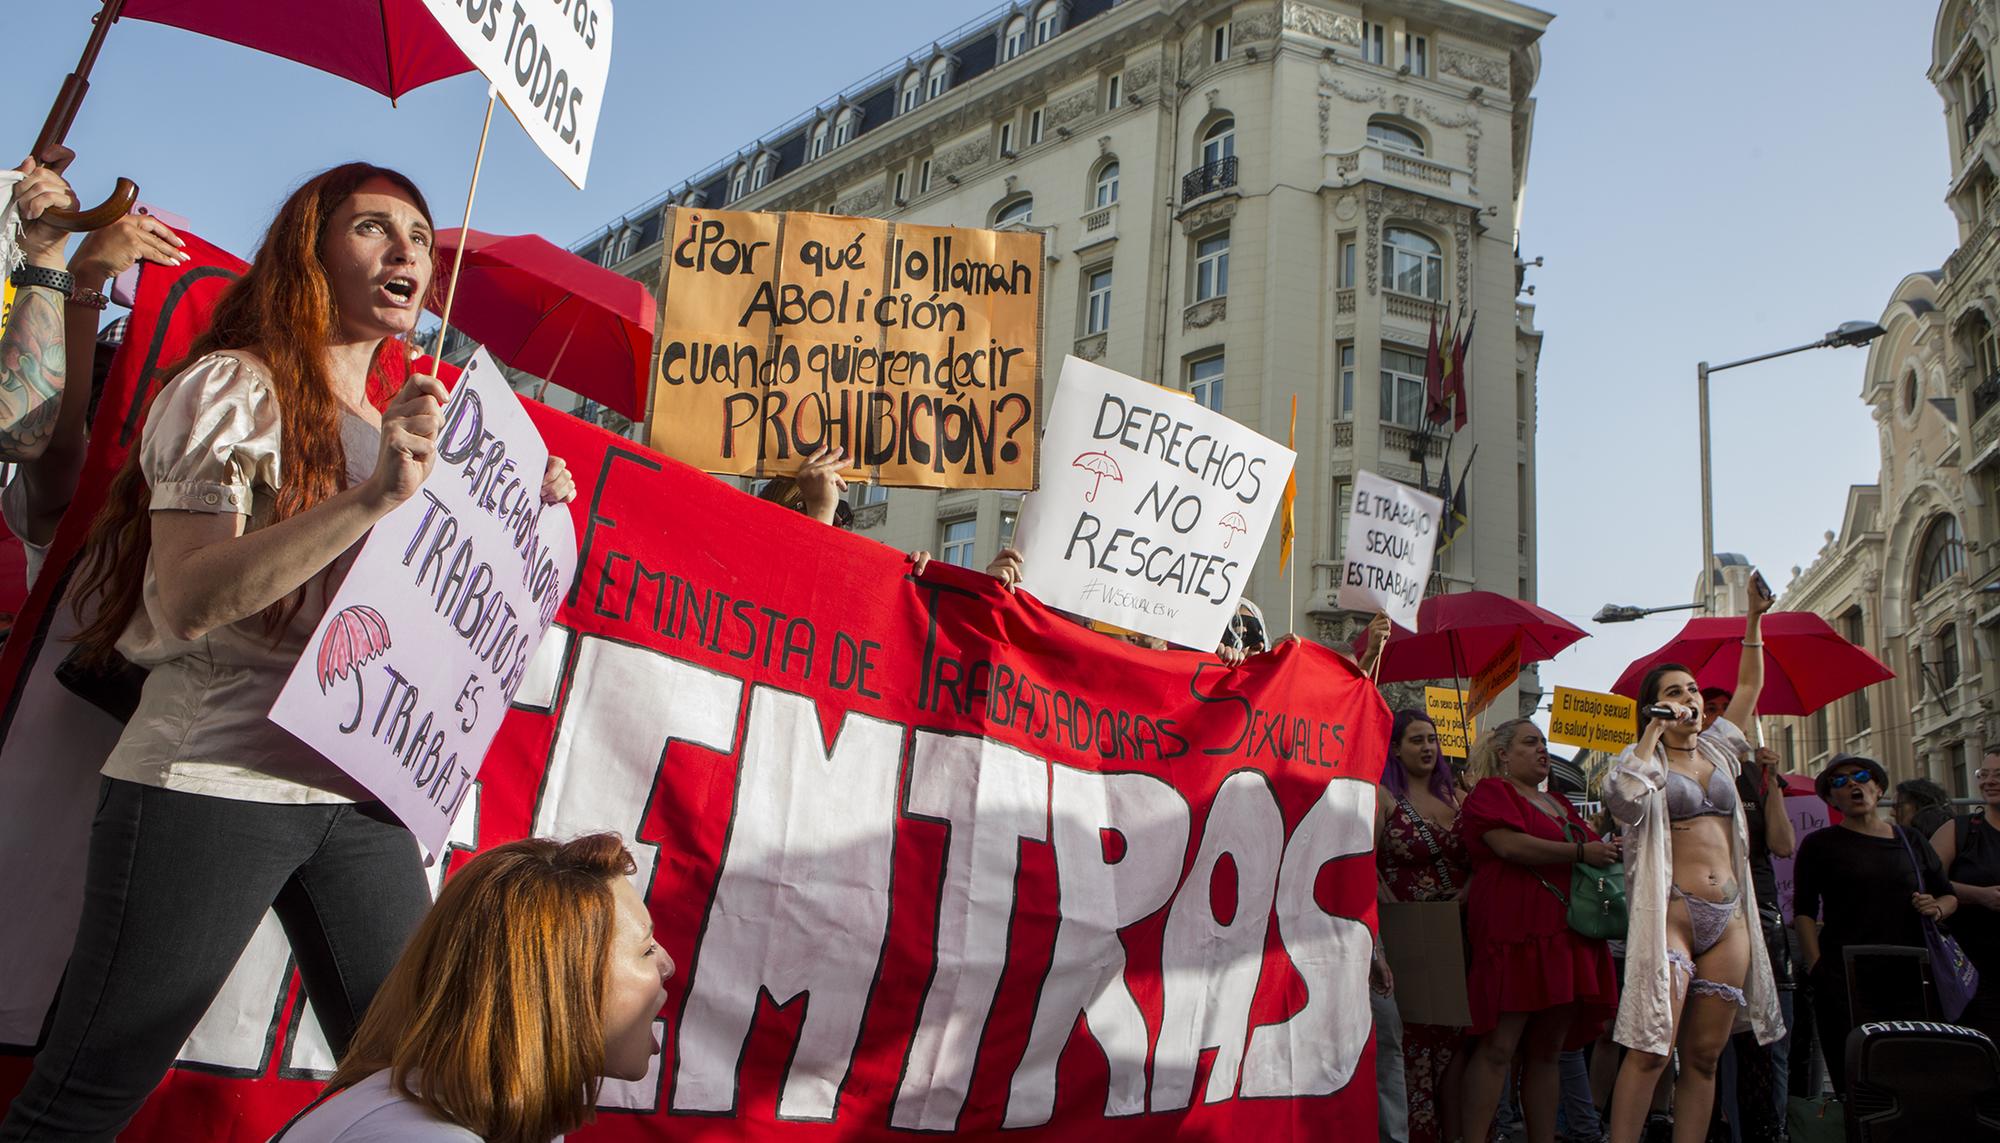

{"left": 1181, "top": 156, "right": 1238, "bottom": 202}
{"left": 1975, "top": 368, "right": 2000, "bottom": 420}
{"left": 1969, "top": 92, "right": 1994, "bottom": 145}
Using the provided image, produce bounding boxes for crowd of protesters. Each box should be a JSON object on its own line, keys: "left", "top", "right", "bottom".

{"left": 6, "top": 150, "right": 2000, "bottom": 1143}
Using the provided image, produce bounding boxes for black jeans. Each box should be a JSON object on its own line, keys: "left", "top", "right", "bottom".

{"left": 0, "top": 779, "right": 429, "bottom": 1142}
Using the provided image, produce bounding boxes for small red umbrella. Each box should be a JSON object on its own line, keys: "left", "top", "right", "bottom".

{"left": 317, "top": 604, "right": 393, "bottom": 733}
{"left": 1609, "top": 611, "right": 1893, "bottom": 717}
{"left": 1367, "top": 590, "right": 1589, "bottom": 685}
{"left": 431, "top": 229, "right": 657, "bottom": 420}
{"left": 1071, "top": 451, "right": 1123, "bottom": 502}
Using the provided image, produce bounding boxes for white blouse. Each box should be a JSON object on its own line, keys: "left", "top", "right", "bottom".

{"left": 100, "top": 351, "right": 377, "bottom": 803}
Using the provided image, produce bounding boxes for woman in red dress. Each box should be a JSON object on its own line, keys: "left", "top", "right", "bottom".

{"left": 1458, "top": 719, "right": 1621, "bottom": 1143}
{"left": 1376, "top": 709, "right": 1471, "bottom": 1143}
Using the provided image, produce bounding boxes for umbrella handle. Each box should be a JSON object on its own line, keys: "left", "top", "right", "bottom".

{"left": 38, "top": 177, "right": 138, "bottom": 233}
{"left": 32, "top": 0, "right": 138, "bottom": 232}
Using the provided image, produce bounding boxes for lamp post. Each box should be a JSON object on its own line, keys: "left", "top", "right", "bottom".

{"left": 1592, "top": 601, "right": 1702, "bottom": 624}
{"left": 1698, "top": 321, "right": 1886, "bottom": 615}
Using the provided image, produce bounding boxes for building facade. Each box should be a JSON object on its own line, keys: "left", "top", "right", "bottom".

{"left": 555, "top": 0, "right": 1552, "bottom": 681}
{"left": 1763, "top": 0, "right": 2000, "bottom": 796}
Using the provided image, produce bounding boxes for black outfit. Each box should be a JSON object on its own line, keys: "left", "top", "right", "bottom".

{"left": 1794, "top": 824, "right": 1953, "bottom": 1093}
{"left": 1721, "top": 760, "right": 1791, "bottom": 1142}
{"left": 1913, "top": 804, "right": 1955, "bottom": 846}
{"left": 1945, "top": 812, "right": 2000, "bottom": 1042}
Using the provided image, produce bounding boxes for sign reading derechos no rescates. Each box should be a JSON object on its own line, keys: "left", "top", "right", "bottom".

{"left": 1014, "top": 357, "right": 1295, "bottom": 650}
{"left": 650, "top": 207, "right": 1043, "bottom": 490}
{"left": 420, "top": 0, "right": 612, "bottom": 188}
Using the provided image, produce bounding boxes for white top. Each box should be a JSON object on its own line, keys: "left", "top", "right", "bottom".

{"left": 272, "top": 1072, "right": 483, "bottom": 1142}
{"left": 1605, "top": 716, "right": 1784, "bottom": 1054}
{"left": 101, "top": 351, "right": 374, "bottom": 803}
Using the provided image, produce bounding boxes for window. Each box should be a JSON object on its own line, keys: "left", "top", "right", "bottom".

{"left": 1212, "top": 23, "right": 1231, "bottom": 63}
{"left": 1029, "top": 108, "right": 1045, "bottom": 146}
{"left": 1368, "top": 120, "right": 1425, "bottom": 156}
{"left": 1201, "top": 118, "right": 1235, "bottom": 167}
{"left": 833, "top": 110, "right": 856, "bottom": 147}
{"left": 1383, "top": 227, "right": 1443, "bottom": 300}
{"left": 1917, "top": 514, "right": 1966, "bottom": 596}
{"left": 1380, "top": 345, "right": 1427, "bottom": 427}
{"left": 1002, "top": 16, "right": 1026, "bottom": 61}
{"left": 1337, "top": 237, "right": 1356, "bottom": 288}
{"left": 999, "top": 121, "right": 1015, "bottom": 155}
{"left": 1107, "top": 73, "right": 1123, "bottom": 109}
{"left": 855, "top": 482, "right": 888, "bottom": 507}
{"left": 1338, "top": 343, "right": 1356, "bottom": 419}
{"left": 902, "top": 74, "right": 922, "bottom": 114}
{"left": 1084, "top": 266, "right": 1112, "bottom": 335}
{"left": 1333, "top": 478, "right": 1353, "bottom": 554}
{"left": 1844, "top": 607, "right": 1871, "bottom": 731}
{"left": 1194, "top": 230, "right": 1230, "bottom": 301}
{"left": 810, "top": 120, "right": 829, "bottom": 160}
{"left": 995, "top": 196, "right": 1034, "bottom": 226}
{"left": 918, "top": 159, "right": 933, "bottom": 195}
{"left": 1402, "top": 32, "right": 1428, "bottom": 76}
{"left": 941, "top": 518, "right": 977, "bottom": 567}
{"left": 1951, "top": 741, "right": 1970, "bottom": 798}
{"left": 1095, "top": 161, "right": 1120, "bottom": 207}
{"left": 1361, "top": 21, "right": 1387, "bottom": 65}
{"left": 1035, "top": 2, "right": 1061, "bottom": 44}
{"left": 1940, "top": 624, "right": 1963, "bottom": 692}
{"left": 1000, "top": 503, "right": 1019, "bottom": 549}
{"left": 752, "top": 155, "right": 773, "bottom": 190}
{"left": 1189, "top": 354, "right": 1225, "bottom": 411}
{"left": 1903, "top": 370, "right": 1920, "bottom": 415}
{"left": 894, "top": 171, "right": 908, "bottom": 203}
{"left": 1811, "top": 706, "right": 1829, "bottom": 758}
{"left": 928, "top": 60, "right": 951, "bottom": 100}
{"left": 729, "top": 167, "right": 747, "bottom": 202}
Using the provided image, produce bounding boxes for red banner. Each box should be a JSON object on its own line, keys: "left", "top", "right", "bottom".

{"left": 2, "top": 309, "right": 1387, "bottom": 1141}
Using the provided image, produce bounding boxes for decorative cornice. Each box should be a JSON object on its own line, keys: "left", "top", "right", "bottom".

{"left": 1184, "top": 296, "right": 1228, "bottom": 330}
{"left": 1074, "top": 332, "right": 1109, "bottom": 361}
{"left": 1281, "top": 2, "right": 1362, "bottom": 47}
{"left": 1438, "top": 45, "right": 1509, "bottom": 91}
{"left": 1179, "top": 196, "right": 1239, "bottom": 231}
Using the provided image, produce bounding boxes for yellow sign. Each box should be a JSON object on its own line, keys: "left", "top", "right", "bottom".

{"left": 649, "top": 207, "right": 1044, "bottom": 489}
{"left": 1423, "top": 686, "right": 1469, "bottom": 758}
{"left": 1547, "top": 686, "right": 1638, "bottom": 755}
{"left": 1466, "top": 633, "right": 1522, "bottom": 719}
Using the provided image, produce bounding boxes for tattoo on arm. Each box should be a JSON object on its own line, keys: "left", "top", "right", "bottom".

{"left": 0, "top": 285, "right": 67, "bottom": 460}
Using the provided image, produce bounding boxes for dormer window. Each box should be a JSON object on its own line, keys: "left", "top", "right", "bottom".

{"left": 1034, "top": 2, "right": 1062, "bottom": 45}
{"left": 1002, "top": 16, "right": 1027, "bottom": 62}
{"left": 901, "top": 73, "right": 922, "bottom": 114}
{"left": 810, "top": 119, "right": 830, "bottom": 161}
{"left": 928, "top": 58, "right": 952, "bottom": 99}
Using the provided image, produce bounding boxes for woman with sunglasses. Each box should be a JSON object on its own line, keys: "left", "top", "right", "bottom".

{"left": 1793, "top": 754, "right": 1955, "bottom": 1093}
{"left": 1928, "top": 751, "right": 2000, "bottom": 1042}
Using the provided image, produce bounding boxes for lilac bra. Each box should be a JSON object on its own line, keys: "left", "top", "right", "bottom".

{"left": 1664, "top": 762, "right": 1737, "bottom": 821}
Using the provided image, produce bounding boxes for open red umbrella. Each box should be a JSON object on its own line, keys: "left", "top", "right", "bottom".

{"left": 1608, "top": 611, "right": 1893, "bottom": 717}
{"left": 1368, "top": 590, "right": 1589, "bottom": 684}
{"left": 430, "top": 228, "right": 657, "bottom": 420}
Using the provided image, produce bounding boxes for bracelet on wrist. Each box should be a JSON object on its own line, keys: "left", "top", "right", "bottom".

{"left": 9, "top": 265, "right": 74, "bottom": 298}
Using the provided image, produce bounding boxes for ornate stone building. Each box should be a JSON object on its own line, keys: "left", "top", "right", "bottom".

{"left": 551, "top": 0, "right": 1552, "bottom": 685}
{"left": 1764, "top": 0, "right": 2000, "bottom": 796}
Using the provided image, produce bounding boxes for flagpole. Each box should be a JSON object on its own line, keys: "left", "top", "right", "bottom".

{"left": 426, "top": 87, "right": 499, "bottom": 368}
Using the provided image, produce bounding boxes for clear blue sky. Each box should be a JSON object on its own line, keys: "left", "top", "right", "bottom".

{"left": 10, "top": 1, "right": 1959, "bottom": 720}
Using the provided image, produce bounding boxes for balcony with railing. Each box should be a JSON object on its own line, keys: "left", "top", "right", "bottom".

{"left": 1075, "top": 202, "right": 1118, "bottom": 251}
{"left": 1324, "top": 141, "right": 1475, "bottom": 206}
{"left": 1385, "top": 292, "right": 1442, "bottom": 325}
{"left": 1975, "top": 369, "right": 2000, "bottom": 421}
{"left": 1948, "top": 206, "right": 1997, "bottom": 283}
{"left": 1969, "top": 91, "right": 1993, "bottom": 147}
{"left": 1181, "top": 155, "right": 1238, "bottom": 203}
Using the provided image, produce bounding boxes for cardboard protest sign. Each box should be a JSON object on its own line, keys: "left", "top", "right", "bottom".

{"left": 1772, "top": 794, "right": 1833, "bottom": 921}
{"left": 1424, "top": 686, "right": 1469, "bottom": 758}
{"left": 1465, "top": 633, "right": 1521, "bottom": 719}
{"left": 1547, "top": 686, "right": 1638, "bottom": 755}
{"left": 3, "top": 408, "right": 1390, "bottom": 1142}
{"left": 419, "top": 0, "right": 612, "bottom": 187}
{"left": 1013, "top": 356, "right": 1295, "bottom": 649}
{"left": 1336, "top": 470, "right": 1440, "bottom": 631}
{"left": 649, "top": 207, "right": 1044, "bottom": 489}
{"left": 269, "top": 349, "right": 577, "bottom": 858}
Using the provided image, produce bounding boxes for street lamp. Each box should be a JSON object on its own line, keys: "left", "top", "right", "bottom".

{"left": 1592, "top": 601, "right": 1703, "bottom": 624}
{"left": 1698, "top": 321, "right": 1887, "bottom": 615}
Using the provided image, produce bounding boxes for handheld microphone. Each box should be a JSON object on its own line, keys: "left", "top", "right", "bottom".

{"left": 1643, "top": 704, "right": 1684, "bottom": 721}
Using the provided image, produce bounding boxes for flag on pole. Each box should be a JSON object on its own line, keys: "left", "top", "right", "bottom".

{"left": 1424, "top": 304, "right": 1452, "bottom": 425}
{"left": 1437, "top": 443, "right": 1475, "bottom": 553}
{"left": 1448, "top": 312, "right": 1476, "bottom": 430}
{"left": 1278, "top": 393, "right": 1297, "bottom": 574}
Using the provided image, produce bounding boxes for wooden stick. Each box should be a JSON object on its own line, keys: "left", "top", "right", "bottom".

{"left": 428, "top": 88, "right": 499, "bottom": 368}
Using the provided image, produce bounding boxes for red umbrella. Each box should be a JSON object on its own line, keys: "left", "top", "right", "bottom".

{"left": 1608, "top": 611, "right": 1893, "bottom": 717}
{"left": 120, "top": 0, "right": 475, "bottom": 101}
{"left": 431, "top": 229, "right": 657, "bottom": 420}
{"left": 1368, "top": 591, "right": 1588, "bottom": 684}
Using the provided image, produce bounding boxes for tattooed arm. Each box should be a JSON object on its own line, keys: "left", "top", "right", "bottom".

{"left": 0, "top": 157, "right": 78, "bottom": 461}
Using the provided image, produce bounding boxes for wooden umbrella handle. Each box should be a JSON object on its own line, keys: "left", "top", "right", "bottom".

{"left": 38, "top": 176, "right": 138, "bottom": 233}
{"left": 32, "top": 0, "right": 137, "bottom": 232}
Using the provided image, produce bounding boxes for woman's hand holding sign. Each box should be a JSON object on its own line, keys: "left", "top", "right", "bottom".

{"left": 367, "top": 374, "right": 447, "bottom": 510}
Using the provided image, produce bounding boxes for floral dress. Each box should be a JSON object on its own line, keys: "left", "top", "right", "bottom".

{"left": 1379, "top": 795, "right": 1471, "bottom": 1143}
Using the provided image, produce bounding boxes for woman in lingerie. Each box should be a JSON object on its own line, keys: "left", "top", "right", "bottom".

{"left": 1603, "top": 579, "right": 1784, "bottom": 1143}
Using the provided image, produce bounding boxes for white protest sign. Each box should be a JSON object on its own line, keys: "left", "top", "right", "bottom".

{"left": 1014, "top": 356, "right": 1295, "bottom": 650}
{"left": 270, "top": 349, "right": 578, "bottom": 858}
{"left": 419, "top": 0, "right": 613, "bottom": 187}
{"left": 1336, "top": 469, "right": 1441, "bottom": 630}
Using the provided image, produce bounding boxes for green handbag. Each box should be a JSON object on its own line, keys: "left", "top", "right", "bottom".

{"left": 1531, "top": 821, "right": 1628, "bottom": 940}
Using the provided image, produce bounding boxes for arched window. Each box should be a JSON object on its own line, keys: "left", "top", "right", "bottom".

{"left": 1201, "top": 118, "right": 1236, "bottom": 167}
{"left": 901, "top": 72, "right": 923, "bottom": 114}
{"left": 1917, "top": 514, "right": 1966, "bottom": 596}
{"left": 834, "top": 107, "right": 859, "bottom": 147}
{"left": 928, "top": 58, "right": 952, "bottom": 99}
{"left": 994, "top": 196, "right": 1034, "bottom": 226}
{"left": 1367, "top": 119, "right": 1425, "bottom": 156}
{"left": 1034, "top": 1, "right": 1062, "bottom": 44}
{"left": 1382, "top": 227, "right": 1442, "bottom": 300}
{"left": 1094, "top": 160, "right": 1120, "bottom": 207}
{"left": 751, "top": 152, "right": 774, "bottom": 190}
{"left": 1002, "top": 16, "right": 1027, "bottom": 62}
{"left": 729, "top": 163, "right": 748, "bottom": 203}
{"left": 809, "top": 119, "right": 830, "bottom": 161}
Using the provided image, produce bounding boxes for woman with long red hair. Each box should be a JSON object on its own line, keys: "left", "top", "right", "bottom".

{"left": 0, "top": 162, "right": 574, "bottom": 1141}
